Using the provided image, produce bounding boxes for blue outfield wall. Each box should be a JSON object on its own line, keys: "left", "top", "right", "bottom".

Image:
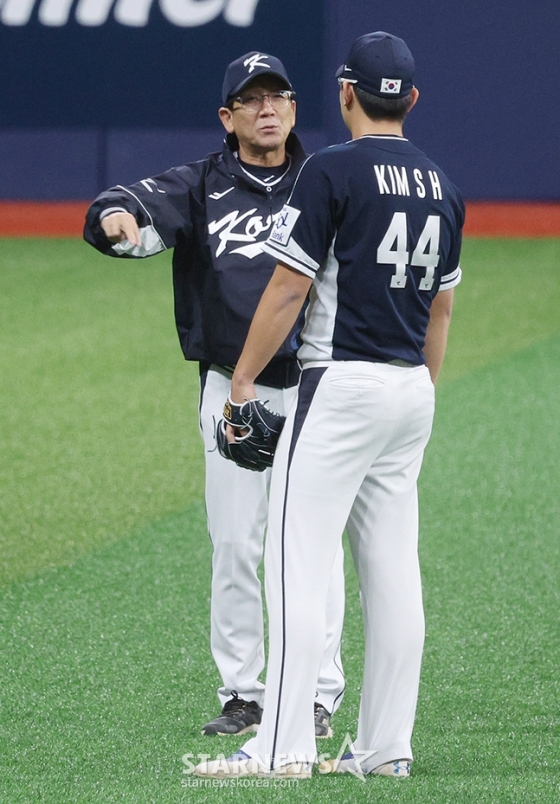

{"left": 0, "top": 127, "right": 329, "bottom": 201}
{"left": 0, "top": 0, "right": 558, "bottom": 201}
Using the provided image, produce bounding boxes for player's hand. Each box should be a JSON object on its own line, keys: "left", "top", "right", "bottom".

{"left": 226, "top": 380, "right": 257, "bottom": 442}
{"left": 225, "top": 423, "right": 238, "bottom": 444}
{"left": 226, "top": 380, "right": 256, "bottom": 442}
{"left": 101, "top": 212, "right": 141, "bottom": 247}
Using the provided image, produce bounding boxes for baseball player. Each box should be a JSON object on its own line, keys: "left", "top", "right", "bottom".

{"left": 195, "top": 32, "right": 464, "bottom": 778}
{"left": 83, "top": 53, "right": 346, "bottom": 738}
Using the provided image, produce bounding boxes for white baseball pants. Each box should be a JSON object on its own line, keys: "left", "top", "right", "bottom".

{"left": 242, "top": 361, "right": 435, "bottom": 770}
{"left": 199, "top": 365, "right": 346, "bottom": 711}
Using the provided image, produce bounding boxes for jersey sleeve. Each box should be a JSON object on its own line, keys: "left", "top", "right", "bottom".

{"left": 83, "top": 164, "right": 200, "bottom": 259}
{"left": 261, "top": 153, "right": 337, "bottom": 278}
{"left": 438, "top": 229, "right": 463, "bottom": 290}
{"left": 438, "top": 193, "right": 465, "bottom": 291}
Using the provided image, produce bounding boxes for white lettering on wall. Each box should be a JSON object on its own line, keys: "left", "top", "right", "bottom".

{"left": 0, "top": 0, "right": 261, "bottom": 27}
{"left": 75, "top": 0, "right": 159, "bottom": 27}
{"left": 114, "top": 0, "right": 158, "bottom": 27}
{"left": 0, "top": 0, "right": 36, "bottom": 25}
{"left": 38, "top": 0, "right": 72, "bottom": 25}
{"left": 223, "top": 0, "right": 259, "bottom": 26}
{"left": 159, "top": 0, "right": 224, "bottom": 27}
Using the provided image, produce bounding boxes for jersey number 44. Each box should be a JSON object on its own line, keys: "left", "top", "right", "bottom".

{"left": 378, "top": 212, "right": 440, "bottom": 291}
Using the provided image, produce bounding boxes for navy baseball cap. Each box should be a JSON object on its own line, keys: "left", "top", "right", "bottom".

{"left": 222, "top": 52, "right": 293, "bottom": 106}
{"left": 336, "top": 32, "right": 415, "bottom": 98}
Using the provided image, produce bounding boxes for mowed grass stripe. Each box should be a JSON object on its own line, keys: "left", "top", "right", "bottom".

{"left": 1, "top": 238, "right": 559, "bottom": 585}
{"left": 440, "top": 238, "right": 560, "bottom": 382}
{"left": 1, "top": 341, "right": 559, "bottom": 801}
{"left": 417, "top": 336, "right": 560, "bottom": 788}
{"left": 1, "top": 240, "right": 204, "bottom": 584}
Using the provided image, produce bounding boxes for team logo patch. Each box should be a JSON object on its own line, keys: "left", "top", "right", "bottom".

{"left": 269, "top": 205, "right": 301, "bottom": 246}
{"left": 244, "top": 54, "right": 271, "bottom": 73}
{"left": 380, "top": 78, "right": 402, "bottom": 94}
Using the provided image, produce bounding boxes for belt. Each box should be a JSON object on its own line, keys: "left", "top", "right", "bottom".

{"left": 256, "top": 359, "right": 300, "bottom": 388}
{"left": 301, "top": 358, "right": 419, "bottom": 370}
{"left": 387, "top": 359, "right": 417, "bottom": 368}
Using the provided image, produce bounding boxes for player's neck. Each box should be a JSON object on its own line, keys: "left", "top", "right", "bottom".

{"left": 349, "top": 118, "right": 405, "bottom": 140}
{"left": 237, "top": 143, "right": 287, "bottom": 167}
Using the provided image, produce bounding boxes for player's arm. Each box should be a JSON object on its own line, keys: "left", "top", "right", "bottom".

{"left": 231, "top": 262, "right": 312, "bottom": 403}
{"left": 229, "top": 152, "right": 331, "bottom": 408}
{"left": 424, "top": 288, "right": 454, "bottom": 384}
{"left": 84, "top": 165, "right": 198, "bottom": 258}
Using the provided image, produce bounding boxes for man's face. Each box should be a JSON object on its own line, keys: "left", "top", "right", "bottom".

{"left": 219, "top": 76, "right": 296, "bottom": 156}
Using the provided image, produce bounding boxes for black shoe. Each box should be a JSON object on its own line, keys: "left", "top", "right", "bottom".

{"left": 314, "top": 703, "right": 333, "bottom": 738}
{"left": 201, "top": 692, "right": 263, "bottom": 736}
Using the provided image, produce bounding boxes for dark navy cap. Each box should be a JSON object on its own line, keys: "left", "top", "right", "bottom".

{"left": 336, "top": 32, "right": 415, "bottom": 98}
{"left": 222, "top": 52, "right": 293, "bottom": 106}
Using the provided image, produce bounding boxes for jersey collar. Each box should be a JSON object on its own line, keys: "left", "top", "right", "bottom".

{"left": 356, "top": 134, "right": 409, "bottom": 141}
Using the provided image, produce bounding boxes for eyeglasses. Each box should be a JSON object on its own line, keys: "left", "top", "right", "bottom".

{"left": 230, "top": 90, "right": 296, "bottom": 113}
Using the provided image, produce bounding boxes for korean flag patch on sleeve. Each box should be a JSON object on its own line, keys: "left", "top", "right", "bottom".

{"left": 270, "top": 204, "right": 301, "bottom": 247}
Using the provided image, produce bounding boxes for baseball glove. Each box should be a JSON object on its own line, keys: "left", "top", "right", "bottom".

{"left": 216, "top": 396, "right": 286, "bottom": 472}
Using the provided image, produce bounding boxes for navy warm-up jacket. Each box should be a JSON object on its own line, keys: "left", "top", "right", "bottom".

{"left": 84, "top": 132, "right": 306, "bottom": 386}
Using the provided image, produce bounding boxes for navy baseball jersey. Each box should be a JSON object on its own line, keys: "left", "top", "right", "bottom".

{"left": 263, "top": 135, "right": 465, "bottom": 365}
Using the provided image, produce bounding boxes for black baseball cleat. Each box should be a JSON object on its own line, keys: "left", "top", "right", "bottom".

{"left": 314, "top": 703, "right": 333, "bottom": 738}
{"left": 201, "top": 692, "right": 263, "bottom": 736}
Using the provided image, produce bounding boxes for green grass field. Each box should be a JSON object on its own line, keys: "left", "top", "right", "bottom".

{"left": 1, "top": 238, "right": 559, "bottom": 803}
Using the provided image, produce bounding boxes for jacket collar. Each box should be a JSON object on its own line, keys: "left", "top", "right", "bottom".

{"left": 220, "top": 131, "right": 306, "bottom": 189}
